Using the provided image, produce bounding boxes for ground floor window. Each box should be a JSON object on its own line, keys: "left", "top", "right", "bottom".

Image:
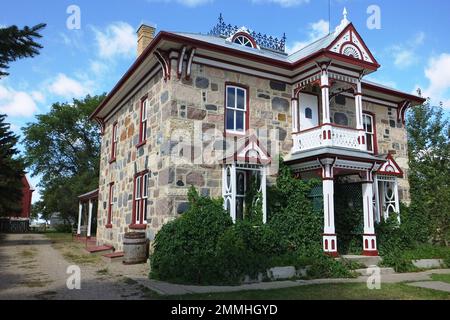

{"left": 133, "top": 171, "right": 149, "bottom": 225}
{"left": 222, "top": 163, "right": 267, "bottom": 223}
{"left": 373, "top": 175, "right": 400, "bottom": 223}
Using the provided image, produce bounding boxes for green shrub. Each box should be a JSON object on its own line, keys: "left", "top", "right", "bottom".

{"left": 54, "top": 224, "right": 72, "bottom": 233}
{"left": 306, "top": 253, "right": 355, "bottom": 279}
{"left": 150, "top": 187, "right": 233, "bottom": 285}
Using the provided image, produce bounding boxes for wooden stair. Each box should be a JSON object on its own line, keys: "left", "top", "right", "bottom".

{"left": 85, "top": 245, "right": 114, "bottom": 255}
{"left": 102, "top": 251, "right": 124, "bottom": 263}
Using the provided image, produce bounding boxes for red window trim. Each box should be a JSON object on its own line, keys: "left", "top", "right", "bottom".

{"left": 224, "top": 82, "right": 250, "bottom": 137}
{"left": 131, "top": 170, "right": 149, "bottom": 228}
{"left": 137, "top": 95, "right": 148, "bottom": 148}
{"left": 106, "top": 182, "right": 114, "bottom": 228}
{"left": 363, "top": 111, "right": 378, "bottom": 155}
{"left": 110, "top": 121, "right": 118, "bottom": 163}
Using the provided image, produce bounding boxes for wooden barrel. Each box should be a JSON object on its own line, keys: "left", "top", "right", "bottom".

{"left": 123, "top": 232, "right": 148, "bottom": 265}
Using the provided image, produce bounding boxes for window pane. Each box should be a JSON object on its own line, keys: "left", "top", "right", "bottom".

{"left": 142, "top": 121, "right": 147, "bottom": 141}
{"left": 237, "top": 89, "right": 245, "bottom": 110}
{"left": 305, "top": 108, "right": 313, "bottom": 119}
{"left": 143, "top": 199, "right": 147, "bottom": 222}
{"left": 136, "top": 177, "right": 141, "bottom": 199}
{"left": 136, "top": 201, "right": 141, "bottom": 224}
{"left": 143, "top": 174, "right": 148, "bottom": 198}
{"left": 236, "top": 111, "right": 244, "bottom": 131}
{"left": 227, "top": 87, "right": 235, "bottom": 108}
{"left": 367, "top": 134, "right": 373, "bottom": 152}
{"left": 237, "top": 172, "right": 245, "bottom": 195}
{"left": 226, "top": 109, "right": 235, "bottom": 130}
{"left": 236, "top": 198, "right": 244, "bottom": 221}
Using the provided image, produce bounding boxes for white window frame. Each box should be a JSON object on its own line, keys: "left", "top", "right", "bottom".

{"left": 233, "top": 35, "right": 255, "bottom": 48}
{"left": 134, "top": 173, "right": 148, "bottom": 225}
{"left": 225, "top": 86, "right": 247, "bottom": 135}
{"left": 140, "top": 99, "right": 148, "bottom": 143}
{"left": 112, "top": 122, "right": 118, "bottom": 159}
{"left": 363, "top": 113, "right": 375, "bottom": 153}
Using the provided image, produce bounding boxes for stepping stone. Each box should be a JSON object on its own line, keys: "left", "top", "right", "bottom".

{"left": 407, "top": 281, "right": 450, "bottom": 293}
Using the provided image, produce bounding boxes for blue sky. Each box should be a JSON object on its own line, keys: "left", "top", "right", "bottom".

{"left": 2, "top": 0, "right": 450, "bottom": 201}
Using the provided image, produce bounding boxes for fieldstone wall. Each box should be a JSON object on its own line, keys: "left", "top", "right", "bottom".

{"left": 96, "top": 59, "right": 411, "bottom": 251}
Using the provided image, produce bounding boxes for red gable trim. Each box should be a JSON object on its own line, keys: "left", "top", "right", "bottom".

{"left": 223, "top": 135, "right": 271, "bottom": 165}
{"left": 326, "top": 23, "right": 380, "bottom": 68}
{"left": 377, "top": 153, "right": 404, "bottom": 178}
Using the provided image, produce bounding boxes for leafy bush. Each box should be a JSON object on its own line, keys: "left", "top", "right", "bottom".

{"left": 150, "top": 187, "right": 233, "bottom": 284}
{"left": 306, "top": 252, "right": 355, "bottom": 279}
{"left": 54, "top": 224, "right": 73, "bottom": 233}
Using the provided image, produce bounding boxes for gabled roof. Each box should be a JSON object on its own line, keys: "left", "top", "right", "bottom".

{"left": 377, "top": 153, "right": 404, "bottom": 177}
{"left": 223, "top": 135, "right": 271, "bottom": 165}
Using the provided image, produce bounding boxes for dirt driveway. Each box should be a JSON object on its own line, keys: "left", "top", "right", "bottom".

{"left": 0, "top": 233, "right": 152, "bottom": 300}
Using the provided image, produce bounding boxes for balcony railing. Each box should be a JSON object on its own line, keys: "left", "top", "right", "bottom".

{"left": 292, "top": 124, "right": 364, "bottom": 153}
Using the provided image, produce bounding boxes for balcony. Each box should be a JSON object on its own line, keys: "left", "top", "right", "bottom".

{"left": 292, "top": 124, "right": 365, "bottom": 154}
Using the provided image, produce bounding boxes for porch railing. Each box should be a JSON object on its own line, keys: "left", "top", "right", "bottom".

{"left": 292, "top": 124, "right": 363, "bottom": 153}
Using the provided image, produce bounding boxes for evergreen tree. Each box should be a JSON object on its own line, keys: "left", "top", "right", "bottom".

{"left": 0, "top": 114, "right": 24, "bottom": 216}
{"left": 0, "top": 23, "right": 46, "bottom": 77}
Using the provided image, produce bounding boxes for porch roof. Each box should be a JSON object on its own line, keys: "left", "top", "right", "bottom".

{"left": 78, "top": 189, "right": 99, "bottom": 202}
{"left": 287, "top": 147, "right": 387, "bottom": 164}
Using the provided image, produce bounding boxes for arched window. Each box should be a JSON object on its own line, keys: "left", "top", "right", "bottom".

{"left": 305, "top": 107, "right": 313, "bottom": 119}
{"left": 233, "top": 34, "right": 256, "bottom": 48}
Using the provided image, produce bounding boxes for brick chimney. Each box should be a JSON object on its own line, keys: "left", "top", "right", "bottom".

{"left": 137, "top": 24, "right": 156, "bottom": 57}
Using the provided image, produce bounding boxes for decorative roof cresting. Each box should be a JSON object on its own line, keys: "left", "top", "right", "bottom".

{"left": 208, "top": 14, "right": 286, "bottom": 53}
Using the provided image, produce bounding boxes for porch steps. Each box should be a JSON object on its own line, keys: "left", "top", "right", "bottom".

{"left": 355, "top": 267, "right": 395, "bottom": 276}
{"left": 339, "top": 255, "right": 383, "bottom": 268}
{"left": 102, "top": 251, "right": 124, "bottom": 264}
{"left": 85, "top": 245, "right": 114, "bottom": 255}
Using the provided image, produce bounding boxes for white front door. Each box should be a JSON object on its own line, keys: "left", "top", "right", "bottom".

{"left": 299, "top": 93, "right": 319, "bottom": 131}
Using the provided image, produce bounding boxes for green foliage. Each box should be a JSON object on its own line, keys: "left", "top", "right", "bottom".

{"left": 22, "top": 95, "right": 105, "bottom": 223}
{"left": 407, "top": 101, "right": 450, "bottom": 245}
{"left": 268, "top": 160, "right": 322, "bottom": 254}
{"left": 0, "top": 24, "right": 46, "bottom": 77}
{"left": 0, "top": 114, "right": 24, "bottom": 216}
{"left": 151, "top": 162, "right": 354, "bottom": 285}
{"left": 54, "top": 224, "right": 73, "bottom": 233}
{"left": 150, "top": 187, "right": 233, "bottom": 285}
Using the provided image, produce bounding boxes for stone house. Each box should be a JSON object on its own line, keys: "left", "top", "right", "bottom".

{"left": 89, "top": 11, "right": 425, "bottom": 256}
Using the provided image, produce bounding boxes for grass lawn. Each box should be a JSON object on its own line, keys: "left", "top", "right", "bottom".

{"left": 167, "top": 283, "right": 450, "bottom": 300}
{"left": 431, "top": 274, "right": 450, "bottom": 284}
{"left": 402, "top": 244, "right": 450, "bottom": 260}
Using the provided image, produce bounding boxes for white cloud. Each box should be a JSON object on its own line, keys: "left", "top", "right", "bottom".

{"left": 390, "top": 32, "right": 425, "bottom": 69}
{"left": 251, "top": 0, "right": 310, "bottom": 7}
{"left": 0, "top": 84, "right": 39, "bottom": 117}
{"left": 48, "top": 73, "right": 90, "bottom": 98}
{"left": 286, "top": 19, "right": 329, "bottom": 54}
{"left": 93, "top": 22, "right": 137, "bottom": 59}
{"left": 420, "top": 53, "right": 450, "bottom": 109}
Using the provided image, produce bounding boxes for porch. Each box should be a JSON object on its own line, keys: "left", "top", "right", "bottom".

{"left": 76, "top": 189, "right": 99, "bottom": 239}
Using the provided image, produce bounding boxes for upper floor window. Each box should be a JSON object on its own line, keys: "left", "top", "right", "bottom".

{"left": 111, "top": 122, "right": 118, "bottom": 161}
{"left": 133, "top": 171, "right": 149, "bottom": 225}
{"left": 138, "top": 98, "right": 148, "bottom": 146}
{"left": 233, "top": 35, "right": 255, "bottom": 48}
{"left": 363, "top": 113, "right": 375, "bottom": 153}
{"left": 226, "top": 85, "right": 247, "bottom": 134}
{"left": 107, "top": 182, "right": 114, "bottom": 228}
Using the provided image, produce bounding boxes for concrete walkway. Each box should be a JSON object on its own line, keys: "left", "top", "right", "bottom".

{"left": 129, "top": 269, "right": 450, "bottom": 296}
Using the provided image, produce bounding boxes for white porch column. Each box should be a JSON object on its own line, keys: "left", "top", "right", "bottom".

{"left": 87, "top": 199, "right": 93, "bottom": 238}
{"left": 362, "top": 171, "right": 378, "bottom": 256}
{"left": 321, "top": 161, "right": 338, "bottom": 256}
{"left": 291, "top": 98, "right": 299, "bottom": 132}
{"left": 355, "top": 81, "right": 367, "bottom": 151}
{"left": 320, "top": 68, "right": 330, "bottom": 124}
{"left": 77, "top": 202, "right": 83, "bottom": 235}
{"left": 394, "top": 179, "right": 401, "bottom": 224}
{"left": 261, "top": 166, "right": 267, "bottom": 224}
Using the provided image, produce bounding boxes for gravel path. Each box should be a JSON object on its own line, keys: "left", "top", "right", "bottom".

{"left": 0, "top": 233, "right": 149, "bottom": 300}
